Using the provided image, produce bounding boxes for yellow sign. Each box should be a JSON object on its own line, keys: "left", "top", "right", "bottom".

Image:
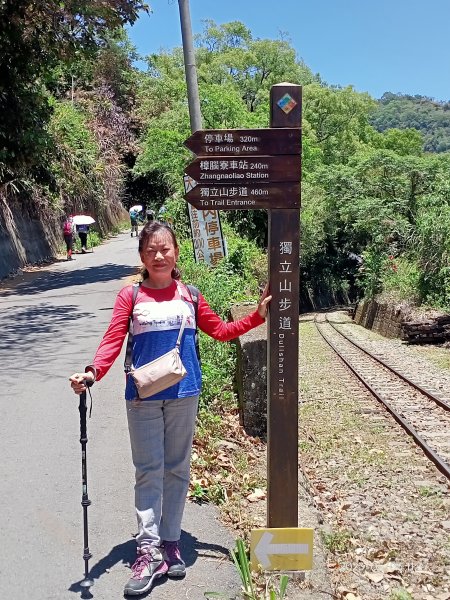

{"left": 250, "top": 528, "right": 313, "bottom": 571}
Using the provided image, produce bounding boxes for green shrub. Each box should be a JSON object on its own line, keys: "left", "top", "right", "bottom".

{"left": 177, "top": 228, "right": 265, "bottom": 411}
{"left": 381, "top": 257, "right": 421, "bottom": 303}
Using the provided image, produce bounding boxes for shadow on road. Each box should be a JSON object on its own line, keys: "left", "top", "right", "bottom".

{"left": 0, "top": 263, "right": 138, "bottom": 297}
{"left": 0, "top": 303, "right": 94, "bottom": 353}
{"left": 68, "top": 530, "right": 232, "bottom": 598}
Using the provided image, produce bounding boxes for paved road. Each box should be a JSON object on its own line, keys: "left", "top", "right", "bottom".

{"left": 0, "top": 233, "right": 240, "bottom": 599}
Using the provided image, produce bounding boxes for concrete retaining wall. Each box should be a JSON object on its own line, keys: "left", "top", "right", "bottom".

{"left": 230, "top": 304, "right": 268, "bottom": 439}
{"left": 0, "top": 200, "right": 62, "bottom": 279}
{"left": 354, "top": 299, "right": 405, "bottom": 338}
{"left": 354, "top": 298, "right": 450, "bottom": 343}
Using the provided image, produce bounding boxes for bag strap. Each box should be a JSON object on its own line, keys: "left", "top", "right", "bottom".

{"left": 124, "top": 282, "right": 188, "bottom": 371}
{"left": 185, "top": 284, "right": 200, "bottom": 362}
{"left": 175, "top": 313, "right": 187, "bottom": 349}
{"left": 124, "top": 283, "right": 140, "bottom": 373}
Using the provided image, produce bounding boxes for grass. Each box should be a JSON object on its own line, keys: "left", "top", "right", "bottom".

{"left": 389, "top": 589, "right": 413, "bottom": 600}
{"left": 319, "top": 529, "right": 352, "bottom": 554}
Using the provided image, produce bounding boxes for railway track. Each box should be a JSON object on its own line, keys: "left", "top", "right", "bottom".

{"left": 314, "top": 313, "right": 450, "bottom": 480}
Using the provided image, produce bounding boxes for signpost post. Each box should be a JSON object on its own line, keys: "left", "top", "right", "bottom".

{"left": 184, "top": 83, "right": 302, "bottom": 545}
{"left": 267, "top": 84, "right": 301, "bottom": 529}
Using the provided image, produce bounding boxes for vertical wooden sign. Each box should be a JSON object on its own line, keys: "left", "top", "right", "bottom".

{"left": 267, "top": 84, "right": 301, "bottom": 528}
{"left": 183, "top": 83, "right": 302, "bottom": 530}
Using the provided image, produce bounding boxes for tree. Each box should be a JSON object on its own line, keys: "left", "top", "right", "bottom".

{"left": 303, "top": 84, "right": 377, "bottom": 164}
{"left": 0, "top": 0, "right": 146, "bottom": 179}
{"left": 195, "top": 20, "right": 317, "bottom": 112}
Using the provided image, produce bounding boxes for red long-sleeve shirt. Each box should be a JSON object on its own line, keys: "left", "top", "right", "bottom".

{"left": 90, "top": 281, "right": 264, "bottom": 392}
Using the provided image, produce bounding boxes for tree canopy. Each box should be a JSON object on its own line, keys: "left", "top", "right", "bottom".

{"left": 1, "top": 12, "right": 448, "bottom": 310}
{"left": 371, "top": 92, "right": 450, "bottom": 153}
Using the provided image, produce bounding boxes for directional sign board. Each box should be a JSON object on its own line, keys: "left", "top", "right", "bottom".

{"left": 184, "top": 182, "right": 300, "bottom": 210}
{"left": 185, "top": 155, "right": 299, "bottom": 185}
{"left": 184, "top": 128, "right": 301, "bottom": 156}
{"left": 250, "top": 528, "right": 313, "bottom": 572}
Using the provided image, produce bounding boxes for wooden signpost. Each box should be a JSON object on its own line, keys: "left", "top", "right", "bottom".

{"left": 184, "top": 127, "right": 301, "bottom": 156}
{"left": 184, "top": 83, "right": 301, "bottom": 534}
{"left": 184, "top": 182, "right": 300, "bottom": 211}
{"left": 185, "top": 155, "right": 299, "bottom": 184}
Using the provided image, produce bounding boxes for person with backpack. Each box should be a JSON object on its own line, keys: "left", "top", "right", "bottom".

{"left": 145, "top": 207, "right": 155, "bottom": 223}
{"left": 130, "top": 209, "right": 139, "bottom": 237}
{"left": 69, "top": 221, "right": 271, "bottom": 597}
{"left": 76, "top": 223, "right": 90, "bottom": 253}
{"left": 63, "top": 216, "right": 74, "bottom": 260}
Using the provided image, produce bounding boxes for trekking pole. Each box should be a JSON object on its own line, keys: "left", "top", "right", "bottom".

{"left": 79, "top": 389, "right": 94, "bottom": 591}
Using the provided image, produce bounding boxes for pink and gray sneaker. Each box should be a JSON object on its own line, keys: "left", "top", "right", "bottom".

{"left": 124, "top": 546, "right": 168, "bottom": 596}
{"left": 162, "top": 540, "right": 186, "bottom": 578}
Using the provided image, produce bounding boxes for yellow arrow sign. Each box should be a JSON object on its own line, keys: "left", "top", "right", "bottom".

{"left": 250, "top": 528, "right": 313, "bottom": 571}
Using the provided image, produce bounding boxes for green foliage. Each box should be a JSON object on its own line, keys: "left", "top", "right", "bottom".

{"left": 205, "top": 539, "right": 289, "bottom": 600}
{"left": 371, "top": 127, "right": 424, "bottom": 156}
{"left": 221, "top": 223, "right": 267, "bottom": 285}
{"left": 195, "top": 20, "right": 317, "bottom": 113}
{"left": 224, "top": 210, "right": 268, "bottom": 248}
{"left": 303, "top": 84, "right": 377, "bottom": 164}
{"left": 371, "top": 92, "right": 450, "bottom": 153}
{"left": 0, "top": 0, "right": 146, "bottom": 178}
{"left": 382, "top": 257, "right": 421, "bottom": 303}
{"left": 177, "top": 228, "right": 264, "bottom": 412}
{"left": 200, "top": 83, "right": 256, "bottom": 129}
{"left": 320, "top": 529, "right": 352, "bottom": 554}
{"left": 388, "top": 589, "right": 414, "bottom": 600}
{"left": 413, "top": 193, "right": 450, "bottom": 309}
{"left": 47, "top": 100, "right": 102, "bottom": 209}
{"left": 357, "top": 248, "right": 389, "bottom": 298}
{"left": 133, "top": 128, "right": 190, "bottom": 191}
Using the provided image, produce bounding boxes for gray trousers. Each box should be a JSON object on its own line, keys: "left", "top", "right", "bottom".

{"left": 126, "top": 396, "right": 199, "bottom": 549}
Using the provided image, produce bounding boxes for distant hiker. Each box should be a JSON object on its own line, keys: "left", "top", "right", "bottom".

{"left": 63, "top": 216, "right": 74, "bottom": 260}
{"left": 145, "top": 208, "right": 155, "bottom": 223}
{"left": 130, "top": 210, "right": 139, "bottom": 237}
{"left": 69, "top": 221, "right": 272, "bottom": 597}
{"left": 76, "top": 223, "right": 89, "bottom": 253}
{"left": 157, "top": 205, "right": 169, "bottom": 225}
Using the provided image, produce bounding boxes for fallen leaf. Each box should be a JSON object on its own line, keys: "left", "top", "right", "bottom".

{"left": 379, "top": 562, "right": 401, "bottom": 574}
{"left": 217, "top": 439, "right": 239, "bottom": 450}
{"left": 246, "top": 488, "right": 266, "bottom": 502}
{"left": 366, "top": 572, "right": 384, "bottom": 583}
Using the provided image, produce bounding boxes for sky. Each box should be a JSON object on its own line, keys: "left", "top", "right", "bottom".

{"left": 126, "top": 0, "right": 450, "bottom": 102}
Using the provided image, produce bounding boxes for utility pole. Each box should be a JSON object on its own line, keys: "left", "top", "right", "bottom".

{"left": 178, "top": 0, "right": 226, "bottom": 265}
{"left": 178, "top": 0, "right": 202, "bottom": 131}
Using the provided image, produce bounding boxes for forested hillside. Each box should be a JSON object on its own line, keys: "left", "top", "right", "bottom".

{"left": 1, "top": 3, "right": 449, "bottom": 310}
{"left": 371, "top": 92, "right": 450, "bottom": 153}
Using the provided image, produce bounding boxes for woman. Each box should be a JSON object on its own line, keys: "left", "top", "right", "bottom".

{"left": 76, "top": 223, "right": 89, "bottom": 253}
{"left": 69, "top": 221, "right": 271, "bottom": 597}
{"left": 63, "top": 216, "right": 74, "bottom": 260}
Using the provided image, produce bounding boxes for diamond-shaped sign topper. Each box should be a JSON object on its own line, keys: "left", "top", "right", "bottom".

{"left": 277, "top": 93, "right": 297, "bottom": 114}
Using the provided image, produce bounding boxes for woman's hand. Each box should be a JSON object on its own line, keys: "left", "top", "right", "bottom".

{"left": 69, "top": 372, "right": 95, "bottom": 395}
{"left": 257, "top": 283, "right": 272, "bottom": 319}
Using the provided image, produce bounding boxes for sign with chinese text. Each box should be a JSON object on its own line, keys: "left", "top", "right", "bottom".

{"left": 184, "top": 128, "right": 301, "bottom": 157}
{"left": 184, "top": 83, "right": 302, "bottom": 531}
{"left": 184, "top": 182, "right": 300, "bottom": 211}
{"left": 187, "top": 204, "right": 226, "bottom": 265}
{"left": 185, "top": 155, "right": 299, "bottom": 185}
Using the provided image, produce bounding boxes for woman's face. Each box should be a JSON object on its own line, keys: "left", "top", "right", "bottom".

{"left": 140, "top": 230, "right": 179, "bottom": 284}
